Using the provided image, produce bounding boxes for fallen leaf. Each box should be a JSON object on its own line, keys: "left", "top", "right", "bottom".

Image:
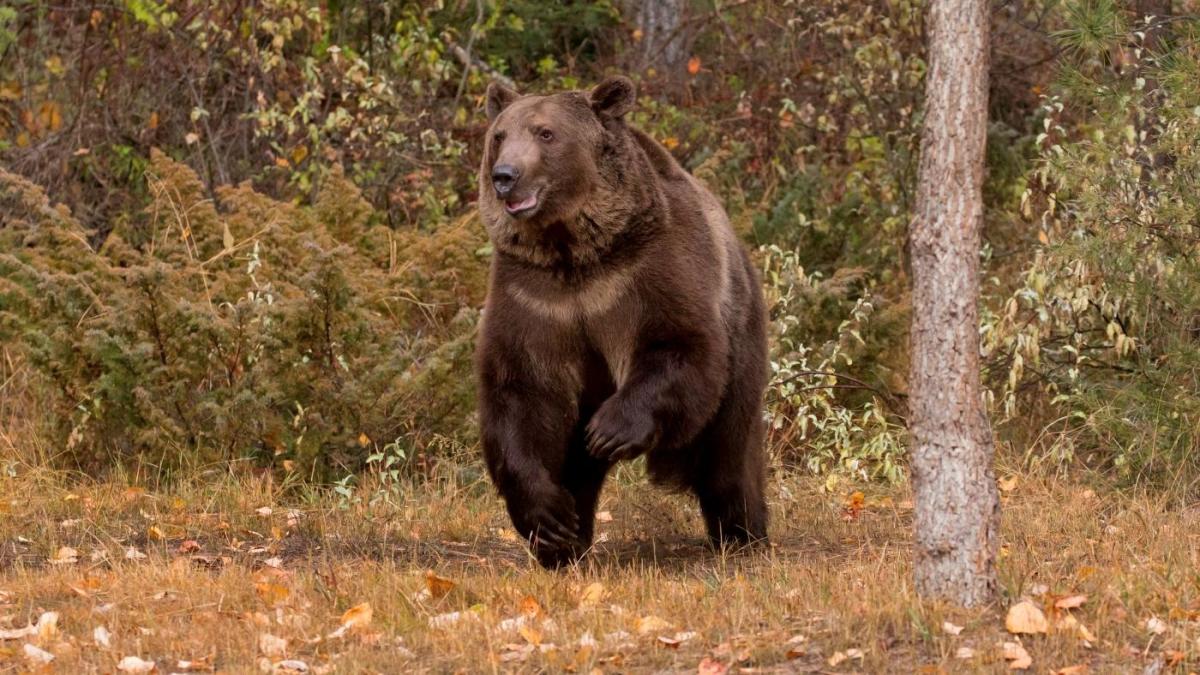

{"left": 1002, "top": 641, "right": 1033, "bottom": 670}
{"left": 340, "top": 602, "right": 373, "bottom": 629}
{"left": 185, "top": 132, "right": 199, "bottom": 145}
{"left": 657, "top": 631, "right": 698, "bottom": 648}
{"left": 1055, "top": 614, "right": 1097, "bottom": 642}
{"left": 148, "top": 525, "right": 166, "bottom": 541}
{"left": 428, "top": 611, "right": 477, "bottom": 630}
{"left": 256, "top": 507, "right": 273, "bottom": 517}
{"left": 697, "top": 656, "right": 728, "bottom": 675}
{"left": 35, "top": 611, "right": 59, "bottom": 641}
{"left": 595, "top": 511, "right": 613, "bottom": 523}
{"left": 125, "top": 547, "right": 147, "bottom": 561}
{"left": 1145, "top": 616, "right": 1167, "bottom": 635}
{"left": 425, "top": 571, "right": 455, "bottom": 599}
{"left": 635, "top": 616, "right": 672, "bottom": 634}
{"left": 0, "top": 624, "right": 36, "bottom": 640}
{"left": 842, "top": 491, "right": 865, "bottom": 521}
{"left": 255, "top": 582, "right": 290, "bottom": 606}
{"left": 828, "top": 651, "right": 848, "bottom": 667}
{"left": 117, "top": 655, "right": 157, "bottom": 672}
{"left": 784, "top": 633, "right": 808, "bottom": 659}
{"left": 1005, "top": 601, "right": 1049, "bottom": 634}
{"left": 274, "top": 660, "right": 309, "bottom": 673}
{"left": 998, "top": 475, "right": 1019, "bottom": 492}
{"left": 94, "top": 625, "right": 112, "bottom": 648}
{"left": 23, "top": 643, "right": 54, "bottom": 664}
{"left": 1054, "top": 594, "right": 1087, "bottom": 610}
{"left": 942, "top": 621, "right": 964, "bottom": 635}
{"left": 259, "top": 633, "right": 287, "bottom": 658}
{"left": 518, "top": 624, "right": 542, "bottom": 646}
{"left": 578, "top": 582, "right": 606, "bottom": 608}
{"left": 49, "top": 546, "right": 79, "bottom": 565}
{"left": 1054, "top": 666, "right": 1088, "bottom": 675}
{"left": 955, "top": 646, "right": 976, "bottom": 659}
{"left": 519, "top": 595, "right": 542, "bottom": 618}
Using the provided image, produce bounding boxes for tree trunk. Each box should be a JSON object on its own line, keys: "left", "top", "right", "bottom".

{"left": 908, "top": 0, "right": 999, "bottom": 607}
{"left": 627, "top": 0, "right": 690, "bottom": 79}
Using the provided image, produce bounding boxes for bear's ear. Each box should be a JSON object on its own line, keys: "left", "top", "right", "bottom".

{"left": 589, "top": 76, "right": 636, "bottom": 121}
{"left": 486, "top": 81, "right": 520, "bottom": 121}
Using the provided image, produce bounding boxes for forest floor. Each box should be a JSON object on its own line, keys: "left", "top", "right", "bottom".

{"left": 1, "top": 458, "right": 1199, "bottom": 673}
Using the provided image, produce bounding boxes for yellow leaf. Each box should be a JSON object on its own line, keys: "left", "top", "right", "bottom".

{"left": 635, "top": 615, "right": 671, "bottom": 634}
{"left": 632, "top": 28, "right": 644, "bottom": 42}
{"left": 291, "top": 145, "right": 308, "bottom": 165}
{"left": 662, "top": 136, "right": 679, "bottom": 150}
{"left": 255, "top": 582, "right": 289, "bottom": 605}
{"left": 1005, "top": 601, "right": 1048, "bottom": 634}
{"left": 45, "top": 56, "right": 65, "bottom": 76}
{"left": 425, "top": 571, "right": 455, "bottom": 600}
{"left": 578, "top": 582, "right": 605, "bottom": 608}
{"left": 357, "top": 433, "right": 370, "bottom": 448}
{"left": 148, "top": 525, "right": 166, "bottom": 541}
{"left": 1055, "top": 614, "right": 1096, "bottom": 642}
{"left": 518, "top": 624, "right": 542, "bottom": 645}
{"left": 222, "top": 222, "right": 235, "bottom": 252}
{"left": 340, "top": 602, "right": 373, "bottom": 630}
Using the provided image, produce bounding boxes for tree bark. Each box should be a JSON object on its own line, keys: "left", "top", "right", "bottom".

{"left": 627, "top": 0, "right": 690, "bottom": 79}
{"left": 908, "top": 0, "right": 999, "bottom": 607}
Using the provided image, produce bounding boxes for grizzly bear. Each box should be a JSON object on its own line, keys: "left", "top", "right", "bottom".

{"left": 475, "top": 76, "right": 769, "bottom": 568}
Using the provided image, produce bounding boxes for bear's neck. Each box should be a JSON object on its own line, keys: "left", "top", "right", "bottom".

{"left": 495, "top": 178, "right": 664, "bottom": 280}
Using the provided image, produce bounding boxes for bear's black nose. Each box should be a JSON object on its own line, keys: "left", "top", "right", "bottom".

{"left": 492, "top": 164, "right": 520, "bottom": 197}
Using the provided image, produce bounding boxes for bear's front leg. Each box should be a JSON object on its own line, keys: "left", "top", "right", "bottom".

{"left": 478, "top": 346, "right": 586, "bottom": 567}
{"left": 586, "top": 330, "right": 727, "bottom": 461}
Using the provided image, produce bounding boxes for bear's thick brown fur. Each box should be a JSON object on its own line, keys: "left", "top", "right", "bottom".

{"left": 475, "top": 76, "right": 768, "bottom": 567}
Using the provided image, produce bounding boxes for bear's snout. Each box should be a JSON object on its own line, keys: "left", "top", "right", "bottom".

{"left": 491, "top": 164, "right": 521, "bottom": 198}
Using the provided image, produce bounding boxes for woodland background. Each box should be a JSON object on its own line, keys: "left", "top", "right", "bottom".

{"left": 4, "top": 0, "right": 1199, "bottom": 491}
{"left": 3, "top": 1, "right": 1200, "bottom": 672}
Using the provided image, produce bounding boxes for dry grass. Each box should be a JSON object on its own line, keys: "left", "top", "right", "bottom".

{"left": 2, "top": 454, "right": 1200, "bottom": 674}
{"left": 2, "top": 360, "right": 1198, "bottom": 673}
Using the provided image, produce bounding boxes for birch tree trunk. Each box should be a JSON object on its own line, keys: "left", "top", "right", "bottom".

{"left": 908, "top": 0, "right": 999, "bottom": 607}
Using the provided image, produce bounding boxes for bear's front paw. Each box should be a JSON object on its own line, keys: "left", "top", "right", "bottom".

{"left": 586, "top": 397, "right": 659, "bottom": 461}
{"left": 523, "top": 487, "right": 581, "bottom": 555}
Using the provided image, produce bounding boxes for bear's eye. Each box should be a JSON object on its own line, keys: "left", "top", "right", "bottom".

{"left": 493, "top": 132, "right": 505, "bottom": 145}
{"left": 538, "top": 129, "right": 554, "bottom": 142}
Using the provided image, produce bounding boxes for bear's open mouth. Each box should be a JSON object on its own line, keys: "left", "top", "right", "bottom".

{"left": 504, "top": 191, "right": 539, "bottom": 216}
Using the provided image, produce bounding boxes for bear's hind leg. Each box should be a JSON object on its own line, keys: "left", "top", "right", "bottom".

{"left": 689, "top": 375, "right": 768, "bottom": 548}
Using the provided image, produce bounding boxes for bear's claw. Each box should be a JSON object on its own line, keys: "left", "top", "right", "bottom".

{"left": 585, "top": 397, "right": 658, "bottom": 461}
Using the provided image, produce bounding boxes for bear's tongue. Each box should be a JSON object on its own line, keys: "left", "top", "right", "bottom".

{"left": 505, "top": 194, "right": 537, "bottom": 213}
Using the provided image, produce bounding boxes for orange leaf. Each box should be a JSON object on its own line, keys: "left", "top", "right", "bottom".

{"left": 687, "top": 56, "right": 701, "bottom": 75}
{"left": 255, "top": 582, "right": 289, "bottom": 605}
{"left": 425, "top": 571, "right": 455, "bottom": 599}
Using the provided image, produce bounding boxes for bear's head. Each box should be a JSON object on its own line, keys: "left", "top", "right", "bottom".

{"left": 479, "top": 76, "right": 648, "bottom": 267}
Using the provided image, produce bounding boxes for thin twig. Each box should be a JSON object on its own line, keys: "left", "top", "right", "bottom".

{"left": 453, "top": 0, "right": 487, "bottom": 108}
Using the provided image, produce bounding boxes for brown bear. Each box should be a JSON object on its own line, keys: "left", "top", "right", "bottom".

{"left": 475, "top": 75, "right": 768, "bottom": 568}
